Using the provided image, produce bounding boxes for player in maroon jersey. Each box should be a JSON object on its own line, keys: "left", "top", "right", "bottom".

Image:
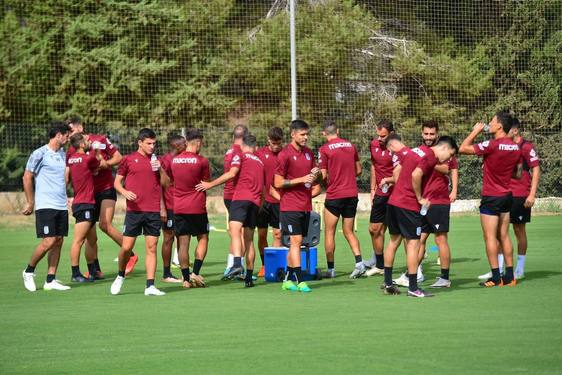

{"left": 255, "top": 127, "right": 284, "bottom": 278}
{"left": 66, "top": 133, "right": 104, "bottom": 282}
{"left": 110, "top": 128, "right": 168, "bottom": 296}
{"left": 365, "top": 120, "right": 395, "bottom": 277}
{"left": 170, "top": 129, "right": 210, "bottom": 289}
{"left": 159, "top": 134, "right": 186, "bottom": 283}
{"left": 459, "top": 111, "right": 522, "bottom": 287}
{"left": 318, "top": 121, "right": 363, "bottom": 279}
{"left": 274, "top": 120, "right": 321, "bottom": 293}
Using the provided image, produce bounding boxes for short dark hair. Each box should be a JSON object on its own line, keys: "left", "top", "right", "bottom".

{"left": 436, "top": 135, "right": 458, "bottom": 154}
{"left": 268, "top": 126, "right": 284, "bottom": 141}
{"left": 290, "top": 119, "right": 309, "bottom": 132}
{"left": 422, "top": 120, "right": 439, "bottom": 132}
{"left": 376, "top": 119, "right": 394, "bottom": 132}
{"left": 65, "top": 115, "right": 82, "bottom": 127}
{"left": 243, "top": 134, "right": 257, "bottom": 148}
{"left": 386, "top": 133, "right": 402, "bottom": 143}
{"left": 185, "top": 128, "right": 203, "bottom": 142}
{"left": 323, "top": 120, "right": 337, "bottom": 135}
{"left": 168, "top": 134, "right": 185, "bottom": 145}
{"left": 511, "top": 117, "right": 521, "bottom": 129}
{"left": 69, "top": 133, "right": 85, "bottom": 149}
{"left": 138, "top": 128, "right": 156, "bottom": 141}
{"left": 48, "top": 122, "right": 71, "bottom": 139}
{"left": 232, "top": 125, "right": 248, "bottom": 140}
{"left": 495, "top": 111, "right": 514, "bottom": 133}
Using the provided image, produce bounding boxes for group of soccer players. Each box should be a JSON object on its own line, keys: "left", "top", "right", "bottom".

{"left": 21, "top": 110, "right": 539, "bottom": 297}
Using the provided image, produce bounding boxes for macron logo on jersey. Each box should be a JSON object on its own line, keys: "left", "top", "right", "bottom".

{"left": 67, "top": 157, "right": 83, "bottom": 164}
{"left": 499, "top": 144, "right": 519, "bottom": 151}
{"left": 328, "top": 142, "right": 352, "bottom": 150}
{"left": 173, "top": 157, "right": 198, "bottom": 164}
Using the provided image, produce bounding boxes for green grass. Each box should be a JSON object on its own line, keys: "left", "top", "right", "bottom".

{"left": 1, "top": 214, "right": 562, "bottom": 374}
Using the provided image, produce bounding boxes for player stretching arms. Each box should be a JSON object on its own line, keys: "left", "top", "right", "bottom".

{"left": 318, "top": 120, "right": 364, "bottom": 279}
{"left": 459, "top": 112, "right": 522, "bottom": 287}
{"left": 255, "top": 127, "right": 284, "bottom": 277}
{"left": 110, "top": 128, "right": 168, "bottom": 296}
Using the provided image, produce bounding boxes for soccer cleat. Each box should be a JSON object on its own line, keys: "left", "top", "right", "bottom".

{"left": 393, "top": 273, "right": 409, "bottom": 287}
{"left": 349, "top": 263, "right": 366, "bottom": 279}
{"left": 365, "top": 266, "right": 384, "bottom": 277}
{"left": 500, "top": 278, "right": 517, "bottom": 287}
{"left": 514, "top": 272, "right": 525, "bottom": 280}
{"left": 110, "top": 276, "right": 125, "bottom": 295}
{"left": 84, "top": 270, "right": 105, "bottom": 280}
{"left": 282, "top": 280, "right": 298, "bottom": 291}
{"left": 144, "top": 285, "right": 166, "bottom": 296}
{"left": 257, "top": 266, "right": 265, "bottom": 278}
{"left": 22, "top": 270, "right": 37, "bottom": 292}
{"left": 322, "top": 269, "right": 336, "bottom": 279}
{"left": 182, "top": 280, "right": 192, "bottom": 289}
{"left": 407, "top": 289, "right": 434, "bottom": 298}
{"left": 382, "top": 284, "right": 401, "bottom": 295}
{"left": 363, "top": 257, "right": 377, "bottom": 268}
{"left": 244, "top": 280, "right": 255, "bottom": 288}
{"left": 189, "top": 273, "right": 206, "bottom": 288}
{"left": 125, "top": 254, "right": 138, "bottom": 276}
{"left": 429, "top": 277, "right": 451, "bottom": 288}
{"left": 417, "top": 270, "right": 425, "bottom": 283}
{"left": 162, "top": 275, "right": 182, "bottom": 283}
{"left": 222, "top": 266, "right": 244, "bottom": 281}
{"left": 297, "top": 282, "right": 312, "bottom": 293}
{"left": 478, "top": 271, "right": 493, "bottom": 280}
{"left": 43, "top": 280, "right": 71, "bottom": 291}
{"left": 479, "top": 278, "right": 501, "bottom": 287}
{"left": 71, "top": 274, "right": 93, "bottom": 283}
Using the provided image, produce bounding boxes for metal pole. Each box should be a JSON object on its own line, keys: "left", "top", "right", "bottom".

{"left": 289, "top": 0, "right": 297, "bottom": 120}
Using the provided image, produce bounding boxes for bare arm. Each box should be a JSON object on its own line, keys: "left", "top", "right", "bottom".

{"left": 269, "top": 185, "right": 281, "bottom": 201}
{"left": 196, "top": 167, "right": 239, "bottom": 191}
{"left": 114, "top": 174, "right": 137, "bottom": 201}
{"left": 355, "top": 161, "right": 362, "bottom": 177}
{"left": 311, "top": 183, "right": 321, "bottom": 198}
{"left": 370, "top": 164, "right": 377, "bottom": 199}
{"left": 524, "top": 166, "right": 541, "bottom": 208}
{"left": 21, "top": 171, "right": 35, "bottom": 215}
{"left": 449, "top": 168, "right": 458, "bottom": 203}
{"left": 459, "top": 123, "right": 485, "bottom": 155}
{"left": 160, "top": 168, "right": 170, "bottom": 189}
{"left": 102, "top": 150, "right": 122, "bottom": 168}
{"left": 434, "top": 164, "right": 449, "bottom": 175}
{"left": 273, "top": 173, "right": 311, "bottom": 189}
{"left": 65, "top": 166, "right": 70, "bottom": 186}
{"left": 412, "top": 167, "right": 429, "bottom": 207}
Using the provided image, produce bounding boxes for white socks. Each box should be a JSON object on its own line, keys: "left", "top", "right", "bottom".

{"left": 227, "top": 254, "right": 234, "bottom": 268}
{"left": 498, "top": 254, "right": 504, "bottom": 273}
{"left": 516, "top": 255, "right": 526, "bottom": 275}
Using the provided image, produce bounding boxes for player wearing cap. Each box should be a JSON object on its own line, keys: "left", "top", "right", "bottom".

{"left": 274, "top": 120, "right": 321, "bottom": 293}
{"left": 318, "top": 120, "right": 364, "bottom": 279}
{"left": 381, "top": 135, "right": 458, "bottom": 298}
{"left": 255, "top": 127, "right": 284, "bottom": 278}
{"left": 459, "top": 111, "right": 522, "bottom": 287}
{"left": 110, "top": 128, "right": 168, "bottom": 296}
{"left": 21, "top": 122, "right": 72, "bottom": 292}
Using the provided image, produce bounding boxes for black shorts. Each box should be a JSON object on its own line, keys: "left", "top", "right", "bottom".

{"left": 123, "top": 211, "right": 161, "bottom": 237}
{"left": 386, "top": 204, "right": 422, "bottom": 240}
{"left": 257, "top": 202, "right": 280, "bottom": 229}
{"left": 510, "top": 197, "right": 531, "bottom": 224}
{"left": 94, "top": 188, "right": 117, "bottom": 222}
{"left": 324, "top": 197, "right": 358, "bottom": 219}
{"left": 280, "top": 211, "right": 310, "bottom": 236}
{"left": 162, "top": 210, "right": 175, "bottom": 231}
{"left": 480, "top": 194, "right": 513, "bottom": 216}
{"left": 421, "top": 204, "right": 450, "bottom": 233}
{"left": 35, "top": 209, "right": 69, "bottom": 238}
{"left": 224, "top": 199, "right": 232, "bottom": 213}
{"left": 175, "top": 213, "right": 209, "bottom": 236}
{"left": 229, "top": 200, "right": 259, "bottom": 228}
{"left": 72, "top": 203, "right": 96, "bottom": 224}
{"left": 370, "top": 195, "right": 389, "bottom": 224}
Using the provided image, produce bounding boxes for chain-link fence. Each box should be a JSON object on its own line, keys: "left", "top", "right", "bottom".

{"left": 1, "top": 1, "right": 561, "bottom": 197}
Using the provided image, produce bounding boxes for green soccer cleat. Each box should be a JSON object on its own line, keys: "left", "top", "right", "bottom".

{"left": 282, "top": 280, "right": 298, "bottom": 291}
{"left": 297, "top": 282, "right": 312, "bottom": 293}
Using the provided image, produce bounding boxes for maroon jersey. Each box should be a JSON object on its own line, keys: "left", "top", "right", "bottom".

{"left": 233, "top": 152, "right": 265, "bottom": 206}
{"left": 423, "top": 156, "right": 458, "bottom": 205}
{"left": 391, "top": 146, "right": 411, "bottom": 168}
{"left": 388, "top": 147, "right": 437, "bottom": 211}
{"left": 473, "top": 137, "right": 521, "bottom": 197}
{"left": 255, "top": 146, "right": 280, "bottom": 203}
{"left": 511, "top": 139, "right": 539, "bottom": 198}
{"left": 171, "top": 151, "right": 210, "bottom": 214}
{"left": 318, "top": 137, "right": 359, "bottom": 200}
{"left": 117, "top": 151, "right": 161, "bottom": 212}
{"left": 275, "top": 144, "right": 316, "bottom": 212}
{"left": 223, "top": 144, "right": 243, "bottom": 200}
{"left": 370, "top": 139, "right": 394, "bottom": 197}
{"left": 67, "top": 151, "right": 99, "bottom": 204}
{"left": 160, "top": 153, "right": 175, "bottom": 210}
{"left": 67, "top": 134, "right": 118, "bottom": 193}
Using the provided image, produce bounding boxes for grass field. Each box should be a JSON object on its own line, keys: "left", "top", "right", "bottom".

{"left": 1, "top": 214, "right": 562, "bottom": 374}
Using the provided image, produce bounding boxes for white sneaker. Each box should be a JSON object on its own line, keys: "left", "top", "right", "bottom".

{"left": 429, "top": 277, "right": 451, "bottom": 288}
{"left": 363, "top": 256, "right": 377, "bottom": 268}
{"left": 43, "top": 279, "right": 71, "bottom": 291}
{"left": 323, "top": 269, "right": 336, "bottom": 279}
{"left": 478, "top": 271, "right": 492, "bottom": 280}
{"left": 393, "top": 273, "right": 409, "bottom": 287}
{"left": 365, "top": 266, "right": 384, "bottom": 277}
{"left": 349, "top": 263, "right": 366, "bottom": 279}
{"left": 436, "top": 257, "right": 441, "bottom": 266}
{"left": 515, "top": 272, "right": 525, "bottom": 280}
{"left": 110, "top": 276, "right": 125, "bottom": 295}
{"left": 417, "top": 271, "right": 425, "bottom": 283}
{"left": 22, "top": 270, "right": 37, "bottom": 292}
{"left": 144, "top": 285, "right": 165, "bottom": 296}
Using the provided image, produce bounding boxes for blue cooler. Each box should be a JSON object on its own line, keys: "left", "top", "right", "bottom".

{"left": 264, "top": 247, "right": 319, "bottom": 282}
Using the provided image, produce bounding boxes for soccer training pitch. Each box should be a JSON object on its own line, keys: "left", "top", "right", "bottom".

{"left": 2, "top": 214, "right": 562, "bottom": 374}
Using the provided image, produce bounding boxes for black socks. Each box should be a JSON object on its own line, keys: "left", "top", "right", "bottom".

{"left": 193, "top": 259, "right": 203, "bottom": 275}
{"left": 384, "top": 267, "right": 393, "bottom": 286}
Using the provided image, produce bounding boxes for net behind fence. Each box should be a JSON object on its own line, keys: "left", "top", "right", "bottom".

{"left": 1, "top": 1, "right": 560, "bottom": 197}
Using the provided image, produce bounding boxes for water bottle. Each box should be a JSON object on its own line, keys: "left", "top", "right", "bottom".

{"left": 482, "top": 122, "right": 490, "bottom": 132}
{"left": 420, "top": 203, "right": 429, "bottom": 216}
{"left": 92, "top": 141, "right": 106, "bottom": 150}
{"left": 151, "top": 153, "right": 159, "bottom": 171}
{"left": 381, "top": 183, "right": 389, "bottom": 194}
